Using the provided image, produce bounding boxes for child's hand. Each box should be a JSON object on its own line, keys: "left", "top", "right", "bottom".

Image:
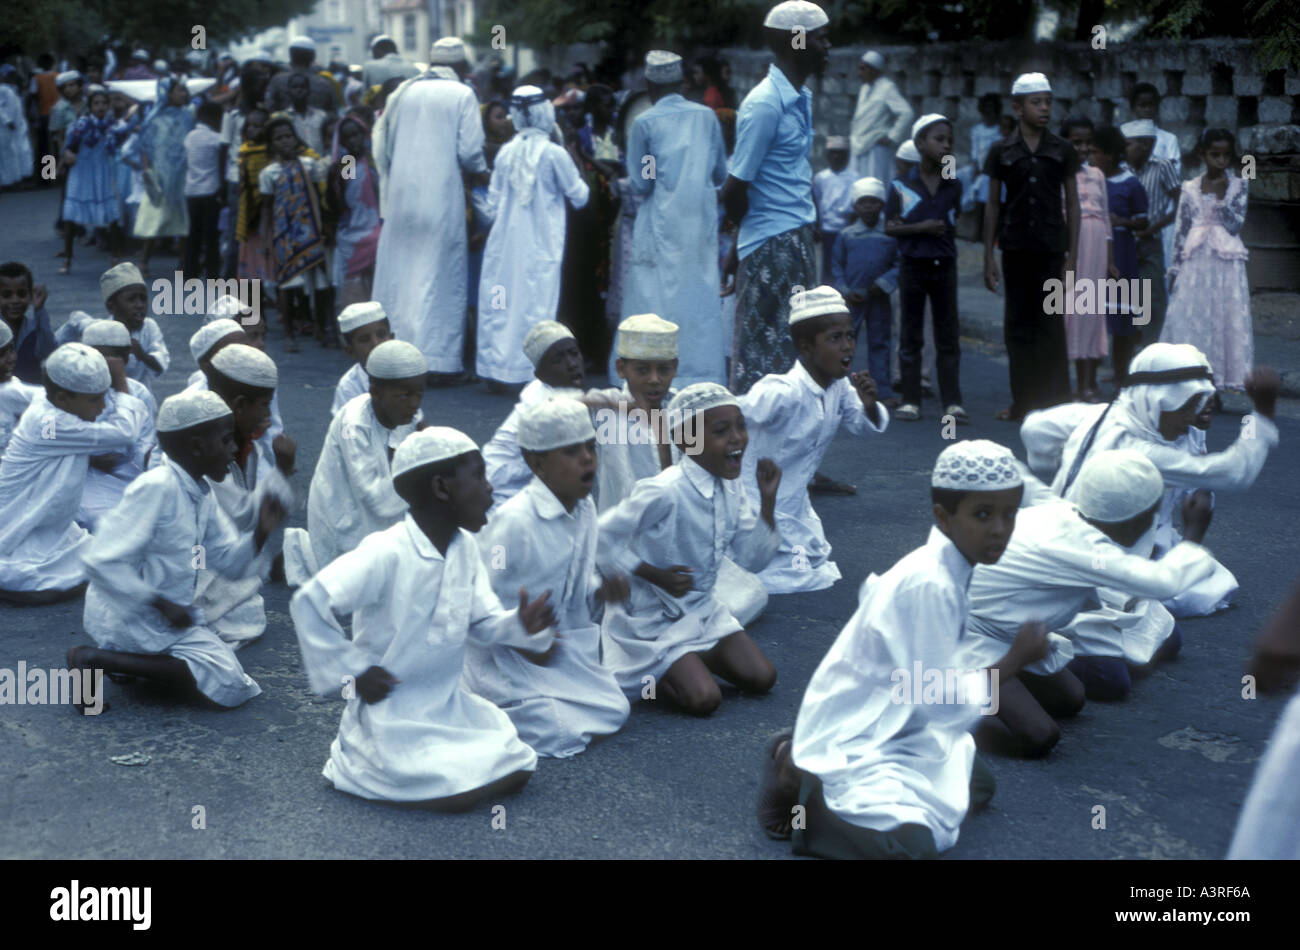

{"left": 983, "top": 256, "right": 1000, "bottom": 293}
{"left": 1245, "top": 368, "right": 1279, "bottom": 419}
{"left": 1008, "top": 620, "right": 1050, "bottom": 672}
{"left": 756, "top": 457, "right": 782, "bottom": 503}
{"left": 720, "top": 244, "right": 738, "bottom": 296}
{"left": 519, "top": 632, "right": 561, "bottom": 666}
{"left": 518, "top": 588, "right": 556, "bottom": 633}
{"left": 257, "top": 495, "right": 287, "bottom": 535}
{"left": 594, "top": 573, "right": 630, "bottom": 603}
{"left": 640, "top": 564, "right": 694, "bottom": 598}
{"left": 152, "top": 597, "right": 193, "bottom": 629}
{"left": 31, "top": 284, "right": 48, "bottom": 310}
{"left": 850, "top": 371, "right": 877, "bottom": 410}
{"left": 355, "top": 665, "right": 399, "bottom": 703}
{"left": 1181, "top": 489, "right": 1213, "bottom": 544}
{"left": 272, "top": 433, "right": 297, "bottom": 475}
{"left": 104, "top": 354, "right": 128, "bottom": 391}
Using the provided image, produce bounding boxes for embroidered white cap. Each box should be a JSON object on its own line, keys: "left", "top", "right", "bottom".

{"left": 850, "top": 176, "right": 886, "bottom": 203}
{"left": 1075, "top": 449, "right": 1165, "bottom": 523}
{"left": 931, "top": 439, "right": 1024, "bottom": 490}
{"left": 518, "top": 396, "right": 596, "bottom": 452}
{"left": 81, "top": 319, "right": 131, "bottom": 348}
{"left": 617, "top": 313, "right": 678, "bottom": 360}
{"left": 156, "top": 390, "right": 232, "bottom": 433}
{"left": 523, "top": 320, "right": 576, "bottom": 368}
{"left": 189, "top": 319, "right": 245, "bottom": 362}
{"left": 46, "top": 342, "right": 110, "bottom": 394}
{"left": 1011, "top": 72, "right": 1051, "bottom": 96}
{"left": 763, "top": 0, "right": 829, "bottom": 31}
{"left": 825, "top": 134, "right": 849, "bottom": 150}
{"left": 211, "top": 343, "right": 277, "bottom": 389}
{"left": 860, "top": 50, "right": 885, "bottom": 69}
{"left": 99, "top": 262, "right": 146, "bottom": 305}
{"left": 645, "top": 50, "right": 683, "bottom": 84}
{"left": 789, "top": 285, "right": 850, "bottom": 325}
{"left": 391, "top": 426, "right": 478, "bottom": 478}
{"left": 205, "top": 293, "right": 253, "bottom": 324}
{"left": 338, "top": 301, "right": 388, "bottom": 335}
{"left": 895, "top": 139, "right": 920, "bottom": 162}
{"left": 366, "top": 340, "right": 427, "bottom": 380}
{"left": 912, "top": 113, "right": 949, "bottom": 142}
{"left": 667, "top": 382, "right": 739, "bottom": 427}
{"left": 430, "top": 37, "right": 469, "bottom": 65}
{"left": 1120, "top": 119, "right": 1158, "bottom": 139}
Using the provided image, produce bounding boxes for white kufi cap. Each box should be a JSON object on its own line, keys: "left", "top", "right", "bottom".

{"left": 1075, "top": 449, "right": 1165, "bottom": 523}
{"left": 338, "top": 301, "right": 387, "bottom": 334}
{"left": 645, "top": 50, "right": 683, "bottom": 84}
{"left": 763, "top": 0, "right": 829, "bottom": 31}
{"left": 430, "top": 37, "right": 469, "bottom": 65}
{"left": 206, "top": 293, "right": 253, "bottom": 324}
{"left": 1120, "top": 119, "right": 1158, "bottom": 139}
{"left": 1011, "top": 72, "right": 1051, "bottom": 96}
{"left": 932, "top": 439, "right": 1024, "bottom": 490}
{"left": 99, "top": 262, "right": 145, "bottom": 305}
{"left": 860, "top": 50, "right": 885, "bottom": 69}
{"left": 523, "top": 320, "right": 575, "bottom": 367}
{"left": 895, "top": 139, "right": 920, "bottom": 162}
{"left": 617, "top": 313, "right": 678, "bottom": 360}
{"left": 518, "top": 396, "right": 596, "bottom": 452}
{"left": 788, "top": 284, "right": 849, "bottom": 325}
{"left": 156, "top": 390, "right": 232, "bottom": 433}
{"left": 81, "top": 319, "right": 131, "bottom": 348}
{"left": 850, "top": 176, "right": 886, "bottom": 203}
{"left": 189, "top": 319, "right": 244, "bottom": 362}
{"left": 0, "top": 321, "right": 12, "bottom": 349}
{"left": 289, "top": 36, "right": 317, "bottom": 52}
{"left": 365, "top": 340, "right": 427, "bottom": 379}
{"left": 46, "top": 343, "right": 110, "bottom": 394}
{"left": 390, "top": 426, "right": 478, "bottom": 478}
{"left": 211, "top": 343, "right": 277, "bottom": 389}
{"left": 911, "top": 113, "right": 949, "bottom": 142}
{"left": 667, "top": 382, "right": 739, "bottom": 433}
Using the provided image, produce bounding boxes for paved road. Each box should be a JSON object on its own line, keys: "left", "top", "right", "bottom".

{"left": 2, "top": 187, "right": 1297, "bottom": 859}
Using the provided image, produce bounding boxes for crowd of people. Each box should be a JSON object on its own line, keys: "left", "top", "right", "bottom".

{"left": 0, "top": 0, "right": 1293, "bottom": 862}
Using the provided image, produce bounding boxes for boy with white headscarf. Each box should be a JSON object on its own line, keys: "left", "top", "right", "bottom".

{"left": 476, "top": 86, "right": 590, "bottom": 387}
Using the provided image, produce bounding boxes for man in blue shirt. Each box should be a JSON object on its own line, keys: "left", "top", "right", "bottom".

{"left": 722, "top": 0, "right": 832, "bottom": 393}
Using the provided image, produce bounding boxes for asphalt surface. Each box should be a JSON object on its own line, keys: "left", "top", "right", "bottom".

{"left": 2, "top": 186, "right": 1298, "bottom": 860}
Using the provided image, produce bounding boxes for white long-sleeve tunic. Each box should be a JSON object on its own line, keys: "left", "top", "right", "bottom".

{"left": 182, "top": 372, "right": 283, "bottom": 440}
{"left": 0, "top": 391, "right": 147, "bottom": 593}
{"left": 738, "top": 361, "right": 889, "bottom": 594}
{"left": 81, "top": 457, "right": 263, "bottom": 707}
{"left": 476, "top": 138, "right": 589, "bottom": 384}
{"left": 1020, "top": 402, "right": 1106, "bottom": 481}
{"left": 963, "top": 501, "right": 1218, "bottom": 670}
{"left": 372, "top": 77, "right": 487, "bottom": 373}
{"left": 283, "top": 393, "right": 418, "bottom": 585}
{"left": 0, "top": 378, "right": 41, "bottom": 456}
{"left": 331, "top": 362, "right": 368, "bottom": 418}
{"left": 78, "top": 379, "right": 158, "bottom": 531}
{"left": 464, "top": 477, "right": 629, "bottom": 757}
{"left": 125, "top": 317, "right": 169, "bottom": 392}
{"left": 290, "top": 517, "right": 554, "bottom": 801}
{"left": 483, "top": 379, "right": 566, "bottom": 510}
{"left": 597, "top": 456, "right": 781, "bottom": 694}
{"left": 792, "top": 527, "right": 984, "bottom": 853}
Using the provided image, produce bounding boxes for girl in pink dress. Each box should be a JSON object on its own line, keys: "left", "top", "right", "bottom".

{"left": 1160, "top": 129, "right": 1252, "bottom": 392}
{"left": 1062, "top": 117, "right": 1113, "bottom": 401}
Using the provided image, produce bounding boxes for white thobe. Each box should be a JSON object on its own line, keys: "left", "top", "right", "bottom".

{"left": 476, "top": 138, "right": 589, "bottom": 384}
{"left": 126, "top": 317, "right": 169, "bottom": 392}
{"left": 792, "top": 527, "right": 984, "bottom": 853}
{"left": 597, "top": 456, "right": 781, "bottom": 694}
{"left": 483, "top": 379, "right": 566, "bottom": 510}
{"left": 849, "top": 77, "right": 913, "bottom": 181}
{"left": 588, "top": 384, "right": 770, "bottom": 627}
{"left": 282, "top": 393, "right": 419, "bottom": 586}
{"left": 78, "top": 379, "right": 159, "bottom": 530}
{"left": 290, "top": 518, "right": 554, "bottom": 801}
{"left": 331, "top": 362, "right": 369, "bottom": 417}
{"left": 1020, "top": 401, "right": 1105, "bottom": 481}
{"left": 464, "top": 477, "right": 629, "bottom": 757}
{"left": 183, "top": 372, "right": 283, "bottom": 440}
{"left": 620, "top": 94, "right": 727, "bottom": 387}
{"left": 963, "top": 501, "right": 1217, "bottom": 670}
{"left": 1227, "top": 687, "right": 1300, "bottom": 859}
{"left": 738, "top": 361, "right": 889, "bottom": 593}
{"left": 0, "top": 391, "right": 147, "bottom": 593}
{"left": 372, "top": 77, "right": 487, "bottom": 373}
{"left": 81, "top": 458, "right": 263, "bottom": 707}
{"left": 0, "top": 378, "right": 41, "bottom": 456}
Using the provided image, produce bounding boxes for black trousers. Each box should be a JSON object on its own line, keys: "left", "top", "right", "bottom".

{"left": 899, "top": 256, "right": 961, "bottom": 407}
{"left": 1001, "top": 249, "right": 1071, "bottom": 415}
{"left": 185, "top": 193, "right": 222, "bottom": 280}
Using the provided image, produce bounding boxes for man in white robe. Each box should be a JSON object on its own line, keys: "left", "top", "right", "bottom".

{"left": 372, "top": 40, "right": 487, "bottom": 377}
{"left": 849, "top": 51, "right": 913, "bottom": 183}
{"left": 620, "top": 51, "right": 728, "bottom": 387}
{"left": 476, "top": 85, "right": 589, "bottom": 386}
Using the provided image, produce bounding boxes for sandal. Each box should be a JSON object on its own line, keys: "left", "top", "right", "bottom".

{"left": 809, "top": 472, "right": 857, "bottom": 495}
{"left": 756, "top": 729, "right": 799, "bottom": 840}
{"left": 945, "top": 404, "right": 970, "bottom": 425}
{"left": 895, "top": 403, "right": 920, "bottom": 421}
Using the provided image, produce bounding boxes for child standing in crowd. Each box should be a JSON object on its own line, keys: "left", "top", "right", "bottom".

{"left": 1091, "top": 126, "right": 1147, "bottom": 386}
{"left": 887, "top": 114, "right": 966, "bottom": 423}
{"left": 830, "top": 178, "right": 897, "bottom": 401}
{"left": 130, "top": 76, "right": 194, "bottom": 277}
{"left": 1123, "top": 119, "right": 1181, "bottom": 346}
{"left": 969, "top": 93, "right": 1002, "bottom": 236}
{"left": 58, "top": 87, "right": 126, "bottom": 273}
{"left": 0, "top": 262, "right": 55, "bottom": 384}
{"left": 1062, "top": 116, "right": 1112, "bottom": 401}
{"left": 1160, "top": 129, "right": 1252, "bottom": 394}
{"left": 1128, "top": 82, "right": 1182, "bottom": 273}
{"left": 287, "top": 72, "right": 328, "bottom": 156}
{"left": 813, "top": 136, "right": 856, "bottom": 283}
{"left": 235, "top": 107, "right": 274, "bottom": 290}
{"left": 48, "top": 71, "right": 85, "bottom": 161}
{"left": 109, "top": 91, "right": 143, "bottom": 242}
{"left": 325, "top": 108, "right": 383, "bottom": 309}
{"left": 183, "top": 101, "right": 225, "bottom": 281}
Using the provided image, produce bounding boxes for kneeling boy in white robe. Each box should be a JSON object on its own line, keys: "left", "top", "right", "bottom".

{"left": 739, "top": 286, "right": 889, "bottom": 594}
{"left": 76, "top": 319, "right": 158, "bottom": 529}
{"left": 464, "top": 397, "right": 630, "bottom": 756}
{"left": 964, "top": 450, "right": 1217, "bottom": 756}
{"left": 589, "top": 312, "right": 768, "bottom": 626}
{"left": 191, "top": 295, "right": 284, "bottom": 439}
{"left": 0, "top": 321, "right": 41, "bottom": 455}
{"left": 759, "top": 440, "right": 1051, "bottom": 858}
{"left": 332, "top": 301, "right": 394, "bottom": 417}
{"left": 290, "top": 427, "right": 557, "bottom": 808}
{"left": 0, "top": 343, "right": 148, "bottom": 603}
{"left": 196, "top": 344, "right": 295, "bottom": 647}
{"left": 283, "top": 340, "right": 425, "bottom": 584}
{"left": 598, "top": 382, "right": 783, "bottom": 716}
{"left": 484, "top": 321, "right": 587, "bottom": 511}
{"left": 70, "top": 391, "right": 286, "bottom": 709}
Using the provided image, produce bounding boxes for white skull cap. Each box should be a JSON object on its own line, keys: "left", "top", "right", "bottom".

{"left": 81, "top": 319, "right": 131, "bottom": 348}
{"left": 645, "top": 50, "right": 683, "bottom": 84}
{"left": 912, "top": 113, "right": 949, "bottom": 142}
{"left": 1120, "top": 119, "right": 1158, "bottom": 139}
{"left": 860, "top": 50, "right": 885, "bottom": 69}
{"left": 156, "top": 389, "right": 232, "bottom": 433}
{"left": 523, "top": 320, "right": 576, "bottom": 368}
{"left": 390, "top": 426, "right": 478, "bottom": 478}
{"left": 430, "top": 36, "right": 469, "bottom": 65}
{"left": 667, "top": 382, "right": 739, "bottom": 430}
{"left": 46, "top": 342, "right": 111, "bottom": 394}
{"left": 1075, "top": 449, "right": 1165, "bottom": 523}
{"left": 895, "top": 139, "right": 920, "bottom": 162}
{"left": 338, "top": 300, "right": 387, "bottom": 334}
{"left": 0, "top": 320, "right": 12, "bottom": 349}
{"left": 617, "top": 313, "right": 678, "bottom": 360}
{"left": 206, "top": 293, "right": 253, "bottom": 324}
{"left": 366, "top": 339, "right": 427, "bottom": 379}
{"left": 189, "top": 319, "right": 245, "bottom": 362}
{"left": 763, "top": 0, "right": 829, "bottom": 31}
{"left": 789, "top": 285, "right": 850, "bottom": 325}
{"left": 931, "top": 439, "right": 1024, "bottom": 490}
{"left": 850, "top": 176, "right": 886, "bottom": 203}
{"left": 517, "top": 396, "right": 596, "bottom": 452}
{"left": 211, "top": 343, "right": 277, "bottom": 389}
{"left": 99, "top": 261, "right": 146, "bottom": 306}
{"left": 289, "top": 36, "right": 317, "bottom": 52}
{"left": 1011, "top": 72, "right": 1051, "bottom": 95}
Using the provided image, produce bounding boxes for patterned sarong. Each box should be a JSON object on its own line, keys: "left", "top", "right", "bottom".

{"left": 270, "top": 158, "right": 326, "bottom": 285}
{"left": 729, "top": 223, "right": 817, "bottom": 393}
